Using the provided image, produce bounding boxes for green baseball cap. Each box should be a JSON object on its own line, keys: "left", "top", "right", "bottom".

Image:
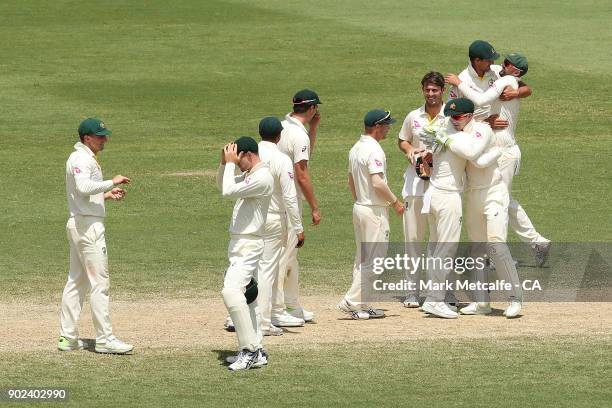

{"left": 258, "top": 117, "right": 284, "bottom": 138}
{"left": 234, "top": 136, "right": 259, "bottom": 154}
{"left": 78, "top": 118, "right": 112, "bottom": 137}
{"left": 469, "top": 40, "right": 500, "bottom": 61}
{"left": 444, "top": 98, "right": 475, "bottom": 116}
{"left": 505, "top": 52, "right": 528, "bottom": 75}
{"left": 292, "top": 89, "right": 322, "bottom": 106}
{"left": 364, "top": 109, "right": 397, "bottom": 126}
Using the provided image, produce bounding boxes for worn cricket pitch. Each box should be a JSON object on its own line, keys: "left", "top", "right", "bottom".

{"left": 3, "top": 297, "right": 610, "bottom": 353}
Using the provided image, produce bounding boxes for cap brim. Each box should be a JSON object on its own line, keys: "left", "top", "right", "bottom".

{"left": 491, "top": 51, "right": 500, "bottom": 60}
{"left": 94, "top": 129, "right": 112, "bottom": 136}
{"left": 384, "top": 118, "right": 397, "bottom": 125}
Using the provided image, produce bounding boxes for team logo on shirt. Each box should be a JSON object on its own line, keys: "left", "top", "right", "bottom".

{"left": 413, "top": 120, "right": 421, "bottom": 129}
{"left": 449, "top": 89, "right": 457, "bottom": 98}
{"left": 489, "top": 78, "right": 495, "bottom": 87}
{"left": 74, "top": 167, "right": 81, "bottom": 174}
{"left": 374, "top": 159, "right": 383, "bottom": 167}
{"left": 301, "top": 146, "right": 307, "bottom": 152}
{"left": 475, "top": 132, "right": 482, "bottom": 138}
{"left": 288, "top": 171, "right": 294, "bottom": 179}
{"left": 245, "top": 176, "right": 251, "bottom": 185}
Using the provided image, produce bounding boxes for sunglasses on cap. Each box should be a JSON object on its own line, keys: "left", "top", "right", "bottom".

{"left": 374, "top": 111, "right": 392, "bottom": 125}
{"left": 451, "top": 113, "right": 470, "bottom": 121}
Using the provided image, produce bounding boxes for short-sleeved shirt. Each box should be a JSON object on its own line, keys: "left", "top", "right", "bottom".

{"left": 278, "top": 113, "right": 310, "bottom": 200}
{"left": 348, "top": 135, "right": 388, "bottom": 206}
{"left": 398, "top": 104, "right": 446, "bottom": 198}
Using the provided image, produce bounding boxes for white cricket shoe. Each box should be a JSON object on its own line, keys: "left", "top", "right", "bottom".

{"left": 262, "top": 325, "right": 284, "bottom": 336}
{"left": 224, "top": 316, "right": 235, "bottom": 332}
{"left": 336, "top": 298, "right": 369, "bottom": 320}
{"left": 271, "top": 311, "right": 305, "bottom": 327}
{"left": 403, "top": 294, "right": 420, "bottom": 308}
{"left": 460, "top": 302, "right": 492, "bottom": 315}
{"left": 533, "top": 241, "right": 551, "bottom": 268}
{"left": 226, "top": 348, "right": 268, "bottom": 368}
{"left": 504, "top": 300, "right": 522, "bottom": 318}
{"left": 95, "top": 336, "right": 134, "bottom": 354}
{"left": 286, "top": 306, "right": 314, "bottom": 322}
{"left": 421, "top": 301, "right": 459, "bottom": 319}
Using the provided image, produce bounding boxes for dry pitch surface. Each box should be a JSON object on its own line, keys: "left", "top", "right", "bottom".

{"left": 2, "top": 297, "right": 610, "bottom": 353}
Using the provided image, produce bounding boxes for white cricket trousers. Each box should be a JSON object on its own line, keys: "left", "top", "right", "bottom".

{"left": 464, "top": 182, "right": 522, "bottom": 301}
{"left": 276, "top": 201, "right": 303, "bottom": 312}
{"left": 498, "top": 145, "right": 546, "bottom": 244}
{"left": 60, "top": 216, "right": 113, "bottom": 343}
{"left": 258, "top": 212, "right": 287, "bottom": 330}
{"left": 426, "top": 188, "right": 462, "bottom": 302}
{"left": 344, "top": 204, "right": 390, "bottom": 306}
{"left": 402, "top": 196, "right": 427, "bottom": 297}
{"left": 222, "top": 236, "right": 264, "bottom": 352}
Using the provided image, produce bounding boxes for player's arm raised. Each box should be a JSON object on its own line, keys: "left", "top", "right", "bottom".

{"left": 220, "top": 144, "right": 269, "bottom": 199}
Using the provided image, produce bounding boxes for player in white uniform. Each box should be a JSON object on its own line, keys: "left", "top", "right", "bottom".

{"left": 419, "top": 99, "right": 491, "bottom": 319}
{"left": 59, "top": 118, "right": 133, "bottom": 354}
{"left": 398, "top": 72, "right": 446, "bottom": 308}
{"left": 337, "top": 110, "right": 405, "bottom": 319}
{"left": 217, "top": 137, "right": 274, "bottom": 371}
{"left": 446, "top": 53, "right": 550, "bottom": 266}
{"left": 257, "top": 117, "right": 305, "bottom": 335}
{"left": 274, "top": 89, "right": 321, "bottom": 326}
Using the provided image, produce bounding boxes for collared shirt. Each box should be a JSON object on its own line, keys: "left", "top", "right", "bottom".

{"left": 216, "top": 161, "right": 274, "bottom": 237}
{"left": 457, "top": 74, "right": 519, "bottom": 147}
{"left": 258, "top": 141, "right": 303, "bottom": 233}
{"left": 278, "top": 113, "right": 311, "bottom": 200}
{"left": 65, "top": 142, "right": 114, "bottom": 217}
{"left": 348, "top": 135, "right": 388, "bottom": 206}
{"left": 449, "top": 63, "right": 502, "bottom": 121}
{"left": 398, "top": 104, "right": 446, "bottom": 198}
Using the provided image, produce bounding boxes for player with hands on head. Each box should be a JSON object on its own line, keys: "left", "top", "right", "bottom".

{"left": 338, "top": 109, "right": 403, "bottom": 320}
{"left": 58, "top": 118, "right": 133, "bottom": 355}
{"left": 216, "top": 137, "right": 274, "bottom": 371}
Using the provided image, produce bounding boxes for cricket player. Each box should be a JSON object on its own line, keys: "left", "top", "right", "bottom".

{"left": 217, "top": 137, "right": 274, "bottom": 371}
{"left": 419, "top": 99, "right": 491, "bottom": 319}
{"left": 257, "top": 117, "right": 305, "bottom": 335}
{"left": 442, "top": 98, "right": 523, "bottom": 317}
{"left": 445, "top": 53, "right": 551, "bottom": 266}
{"left": 398, "top": 72, "right": 446, "bottom": 308}
{"left": 447, "top": 40, "right": 531, "bottom": 122}
{"left": 274, "top": 89, "right": 321, "bottom": 326}
{"left": 337, "top": 109, "right": 405, "bottom": 320}
{"left": 58, "top": 118, "right": 133, "bottom": 354}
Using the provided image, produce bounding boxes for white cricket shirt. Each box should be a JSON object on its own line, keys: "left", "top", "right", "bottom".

{"left": 216, "top": 162, "right": 274, "bottom": 237}
{"left": 65, "top": 142, "right": 114, "bottom": 217}
{"left": 458, "top": 74, "right": 520, "bottom": 147}
{"left": 258, "top": 141, "right": 304, "bottom": 233}
{"left": 449, "top": 63, "right": 502, "bottom": 121}
{"left": 278, "top": 113, "right": 310, "bottom": 200}
{"left": 348, "top": 135, "right": 388, "bottom": 206}
{"left": 398, "top": 104, "right": 446, "bottom": 198}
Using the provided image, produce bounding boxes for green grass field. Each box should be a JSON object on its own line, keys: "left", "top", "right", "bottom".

{"left": 1, "top": 1, "right": 611, "bottom": 406}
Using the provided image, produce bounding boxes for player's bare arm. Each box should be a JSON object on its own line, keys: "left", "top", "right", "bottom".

{"left": 371, "top": 173, "right": 404, "bottom": 216}
{"left": 347, "top": 173, "right": 357, "bottom": 201}
{"left": 294, "top": 159, "right": 321, "bottom": 225}
{"left": 398, "top": 139, "right": 422, "bottom": 165}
